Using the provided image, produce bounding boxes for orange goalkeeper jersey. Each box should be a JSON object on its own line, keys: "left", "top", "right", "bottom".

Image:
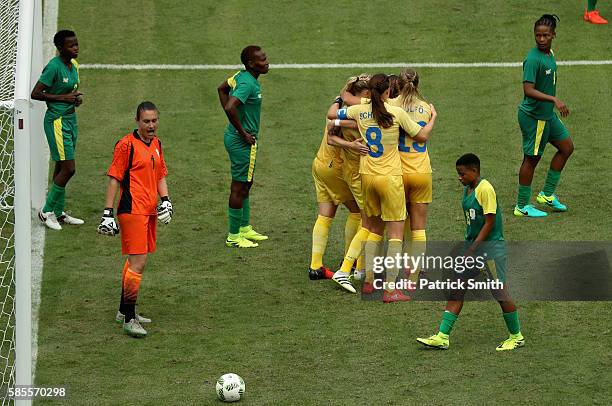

{"left": 107, "top": 130, "right": 168, "bottom": 215}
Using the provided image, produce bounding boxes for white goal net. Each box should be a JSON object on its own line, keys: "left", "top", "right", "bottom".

{"left": 0, "top": 0, "right": 19, "bottom": 402}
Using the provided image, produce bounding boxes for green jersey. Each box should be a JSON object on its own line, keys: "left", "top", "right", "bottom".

{"left": 462, "top": 178, "right": 504, "bottom": 242}
{"left": 225, "top": 70, "right": 262, "bottom": 138}
{"left": 518, "top": 47, "right": 557, "bottom": 120}
{"left": 38, "top": 56, "right": 80, "bottom": 119}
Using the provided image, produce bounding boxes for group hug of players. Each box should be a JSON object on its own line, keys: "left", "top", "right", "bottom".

{"left": 308, "top": 70, "right": 525, "bottom": 351}
{"left": 306, "top": 14, "right": 577, "bottom": 351}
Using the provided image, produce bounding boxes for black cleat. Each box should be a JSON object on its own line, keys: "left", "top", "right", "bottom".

{"left": 309, "top": 267, "right": 325, "bottom": 280}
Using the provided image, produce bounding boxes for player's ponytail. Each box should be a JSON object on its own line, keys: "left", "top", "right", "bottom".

{"left": 398, "top": 68, "right": 426, "bottom": 110}
{"left": 369, "top": 73, "right": 394, "bottom": 129}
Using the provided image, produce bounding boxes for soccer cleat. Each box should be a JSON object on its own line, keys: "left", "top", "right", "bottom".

{"left": 496, "top": 333, "right": 525, "bottom": 351}
{"left": 536, "top": 192, "right": 567, "bottom": 212}
{"left": 382, "top": 289, "right": 411, "bottom": 303}
{"left": 416, "top": 332, "right": 449, "bottom": 350}
{"left": 361, "top": 281, "right": 375, "bottom": 295}
{"left": 115, "top": 311, "right": 151, "bottom": 324}
{"left": 239, "top": 225, "right": 268, "bottom": 241}
{"left": 332, "top": 270, "right": 356, "bottom": 293}
{"left": 585, "top": 10, "right": 608, "bottom": 24}
{"left": 58, "top": 211, "right": 85, "bottom": 225}
{"left": 513, "top": 204, "right": 548, "bottom": 218}
{"left": 123, "top": 318, "right": 147, "bottom": 338}
{"left": 38, "top": 210, "right": 62, "bottom": 230}
{"left": 226, "top": 234, "right": 258, "bottom": 248}
{"left": 308, "top": 266, "right": 331, "bottom": 280}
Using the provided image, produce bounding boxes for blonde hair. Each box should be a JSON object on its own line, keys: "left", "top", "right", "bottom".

{"left": 342, "top": 73, "right": 371, "bottom": 96}
{"left": 398, "top": 68, "right": 426, "bottom": 110}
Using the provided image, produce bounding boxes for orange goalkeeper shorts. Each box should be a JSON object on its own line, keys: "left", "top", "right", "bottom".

{"left": 118, "top": 214, "right": 157, "bottom": 255}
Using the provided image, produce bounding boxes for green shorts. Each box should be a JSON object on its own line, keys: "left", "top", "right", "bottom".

{"left": 518, "top": 109, "right": 569, "bottom": 156}
{"left": 44, "top": 111, "right": 78, "bottom": 161}
{"left": 224, "top": 131, "right": 257, "bottom": 182}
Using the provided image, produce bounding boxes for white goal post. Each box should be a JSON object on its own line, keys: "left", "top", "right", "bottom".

{"left": 1, "top": 0, "right": 45, "bottom": 404}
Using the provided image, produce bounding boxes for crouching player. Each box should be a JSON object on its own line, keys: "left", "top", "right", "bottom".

{"left": 417, "top": 154, "right": 525, "bottom": 351}
{"left": 97, "top": 101, "right": 173, "bottom": 338}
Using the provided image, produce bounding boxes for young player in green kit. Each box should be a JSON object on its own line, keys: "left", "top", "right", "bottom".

{"left": 218, "top": 46, "right": 270, "bottom": 248}
{"left": 417, "top": 154, "right": 524, "bottom": 351}
{"left": 31, "top": 30, "right": 84, "bottom": 230}
{"left": 515, "top": 15, "right": 574, "bottom": 218}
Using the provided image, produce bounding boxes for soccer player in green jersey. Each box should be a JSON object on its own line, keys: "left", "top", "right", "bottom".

{"left": 515, "top": 15, "right": 574, "bottom": 218}
{"left": 218, "top": 46, "right": 269, "bottom": 248}
{"left": 584, "top": 0, "right": 608, "bottom": 24}
{"left": 31, "top": 30, "right": 84, "bottom": 230}
{"left": 417, "top": 154, "right": 524, "bottom": 351}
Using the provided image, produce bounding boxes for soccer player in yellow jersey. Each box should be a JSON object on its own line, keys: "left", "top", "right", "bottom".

{"left": 328, "top": 74, "right": 437, "bottom": 302}
{"left": 309, "top": 115, "right": 366, "bottom": 280}
{"left": 387, "top": 69, "right": 432, "bottom": 283}
{"left": 326, "top": 75, "right": 371, "bottom": 280}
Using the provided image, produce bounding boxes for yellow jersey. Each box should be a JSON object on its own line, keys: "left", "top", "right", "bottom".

{"left": 388, "top": 96, "right": 432, "bottom": 174}
{"left": 339, "top": 103, "right": 422, "bottom": 176}
{"left": 315, "top": 124, "right": 343, "bottom": 168}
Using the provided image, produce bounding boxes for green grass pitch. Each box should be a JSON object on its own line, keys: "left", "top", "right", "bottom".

{"left": 33, "top": 1, "right": 611, "bottom": 404}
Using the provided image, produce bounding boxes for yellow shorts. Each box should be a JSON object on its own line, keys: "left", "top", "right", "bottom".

{"left": 312, "top": 158, "right": 353, "bottom": 205}
{"left": 402, "top": 172, "right": 433, "bottom": 204}
{"left": 341, "top": 159, "right": 364, "bottom": 209}
{"left": 361, "top": 174, "right": 406, "bottom": 221}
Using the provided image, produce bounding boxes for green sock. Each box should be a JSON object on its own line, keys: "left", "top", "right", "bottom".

{"left": 588, "top": 0, "right": 598, "bottom": 11}
{"left": 240, "top": 198, "right": 250, "bottom": 228}
{"left": 439, "top": 310, "right": 458, "bottom": 335}
{"left": 54, "top": 185, "right": 66, "bottom": 217}
{"left": 228, "top": 207, "right": 243, "bottom": 235}
{"left": 542, "top": 169, "right": 561, "bottom": 196}
{"left": 517, "top": 184, "right": 531, "bottom": 208}
{"left": 43, "top": 183, "right": 64, "bottom": 214}
{"left": 503, "top": 310, "right": 521, "bottom": 335}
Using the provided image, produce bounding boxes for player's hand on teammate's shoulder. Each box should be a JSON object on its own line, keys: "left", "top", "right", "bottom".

{"left": 157, "top": 197, "right": 173, "bottom": 225}
{"left": 97, "top": 208, "right": 119, "bottom": 236}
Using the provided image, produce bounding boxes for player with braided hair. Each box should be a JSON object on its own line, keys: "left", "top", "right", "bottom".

{"left": 328, "top": 74, "right": 437, "bottom": 302}
{"left": 515, "top": 14, "right": 574, "bottom": 218}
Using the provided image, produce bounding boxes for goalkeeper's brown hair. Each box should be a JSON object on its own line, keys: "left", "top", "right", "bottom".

{"left": 136, "top": 101, "right": 159, "bottom": 120}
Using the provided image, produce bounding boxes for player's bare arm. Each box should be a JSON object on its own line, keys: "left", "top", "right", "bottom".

{"left": 523, "top": 82, "right": 569, "bottom": 117}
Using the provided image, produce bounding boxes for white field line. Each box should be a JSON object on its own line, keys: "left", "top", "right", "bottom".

{"left": 32, "top": 0, "right": 58, "bottom": 378}
{"left": 80, "top": 60, "right": 612, "bottom": 70}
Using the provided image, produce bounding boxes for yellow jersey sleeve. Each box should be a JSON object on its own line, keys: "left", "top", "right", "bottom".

{"left": 391, "top": 107, "right": 422, "bottom": 137}
{"left": 227, "top": 71, "right": 241, "bottom": 89}
{"left": 475, "top": 180, "right": 497, "bottom": 214}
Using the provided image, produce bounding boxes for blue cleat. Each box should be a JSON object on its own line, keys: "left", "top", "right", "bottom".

{"left": 536, "top": 192, "right": 567, "bottom": 212}
{"left": 513, "top": 204, "right": 548, "bottom": 218}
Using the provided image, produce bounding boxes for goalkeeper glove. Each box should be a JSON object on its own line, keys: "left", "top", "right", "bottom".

{"left": 157, "top": 196, "right": 173, "bottom": 225}
{"left": 97, "top": 208, "right": 119, "bottom": 236}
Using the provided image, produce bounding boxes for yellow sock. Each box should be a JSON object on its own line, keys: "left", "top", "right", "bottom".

{"left": 310, "top": 215, "right": 333, "bottom": 269}
{"left": 340, "top": 227, "right": 370, "bottom": 273}
{"left": 344, "top": 213, "right": 361, "bottom": 255}
{"left": 408, "top": 229, "right": 426, "bottom": 284}
{"left": 403, "top": 217, "right": 411, "bottom": 247}
{"left": 385, "top": 239, "right": 403, "bottom": 292}
{"left": 364, "top": 232, "right": 383, "bottom": 283}
{"left": 356, "top": 254, "right": 364, "bottom": 272}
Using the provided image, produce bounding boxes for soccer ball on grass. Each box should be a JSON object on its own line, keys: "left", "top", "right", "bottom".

{"left": 216, "top": 373, "right": 245, "bottom": 402}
